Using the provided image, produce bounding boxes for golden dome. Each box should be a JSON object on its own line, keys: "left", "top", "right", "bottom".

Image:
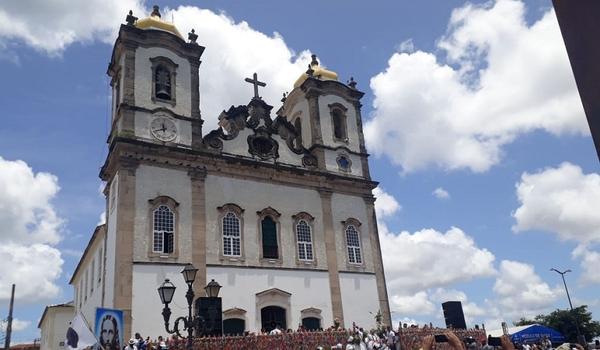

{"left": 135, "top": 5, "right": 183, "bottom": 39}
{"left": 293, "top": 54, "right": 339, "bottom": 88}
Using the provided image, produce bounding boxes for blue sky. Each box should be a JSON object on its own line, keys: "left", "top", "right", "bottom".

{"left": 1, "top": 0, "right": 599, "bottom": 343}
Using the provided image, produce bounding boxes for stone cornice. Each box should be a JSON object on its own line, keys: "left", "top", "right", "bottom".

{"left": 100, "top": 139, "right": 378, "bottom": 196}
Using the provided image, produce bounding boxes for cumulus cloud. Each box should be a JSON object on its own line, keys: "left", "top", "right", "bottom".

{"left": 0, "top": 0, "right": 144, "bottom": 54}
{"left": 390, "top": 291, "right": 436, "bottom": 316}
{"left": 0, "top": 157, "right": 64, "bottom": 302}
{"left": 167, "top": 6, "right": 311, "bottom": 129}
{"left": 512, "top": 162, "right": 600, "bottom": 243}
{"left": 0, "top": 319, "right": 30, "bottom": 332}
{"left": 382, "top": 227, "right": 496, "bottom": 295}
{"left": 373, "top": 186, "right": 401, "bottom": 218}
{"left": 432, "top": 187, "right": 450, "bottom": 200}
{"left": 572, "top": 246, "right": 600, "bottom": 285}
{"left": 364, "top": 0, "right": 587, "bottom": 173}
{"left": 493, "top": 260, "right": 561, "bottom": 318}
{"left": 373, "top": 187, "right": 495, "bottom": 321}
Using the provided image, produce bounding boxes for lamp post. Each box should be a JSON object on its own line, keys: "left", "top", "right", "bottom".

{"left": 550, "top": 268, "right": 585, "bottom": 345}
{"left": 157, "top": 264, "right": 206, "bottom": 350}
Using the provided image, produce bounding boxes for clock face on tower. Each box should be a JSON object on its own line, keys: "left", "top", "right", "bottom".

{"left": 150, "top": 116, "right": 177, "bottom": 142}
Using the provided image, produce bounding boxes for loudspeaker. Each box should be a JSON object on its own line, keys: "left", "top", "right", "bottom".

{"left": 442, "top": 301, "right": 467, "bottom": 329}
{"left": 195, "top": 297, "right": 223, "bottom": 336}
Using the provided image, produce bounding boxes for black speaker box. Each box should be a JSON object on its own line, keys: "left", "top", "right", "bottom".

{"left": 441, "top": 301, "right": 467, "bottom": 329}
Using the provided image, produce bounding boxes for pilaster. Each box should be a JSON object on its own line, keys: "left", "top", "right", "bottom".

{"left": 121, "top": 44, "right": 137, "bottom": 133}
{"left": 319, "top": 188, "right": 345, "bottom": 327}
{"left": 363, "top": 195, "right": 391, "bottom": 326}
{"left": 307, "top": 92, "right": 326, "bottom": 170}
{"left": 353, "top": 101, "right": 371, "bottom": 180}
{"left": 189, "top": 168, "right": 208, "bottom": 298}
{"left": 113, "top": 158, "right": 138, "bottom": 339}
{"left": 190, "top": 59, "right": 204, "bottom": 149}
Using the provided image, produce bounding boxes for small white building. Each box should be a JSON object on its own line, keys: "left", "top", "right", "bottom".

{"left": 60, "top": 5, "right": 391, "bottom": 341}
{"left": 38, "top": 302, "right": 74, "bottom": 350}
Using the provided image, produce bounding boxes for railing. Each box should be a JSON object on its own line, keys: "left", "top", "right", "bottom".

{"left": 161, "top": 328, "right": 486, "bottom": 350}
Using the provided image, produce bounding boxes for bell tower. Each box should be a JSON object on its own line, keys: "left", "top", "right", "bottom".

{"left": 107, "top": 5, "right": 205, "bottom": 150}
{"left": 280, "top": 55, "right": 371, "bottom": 179}
{"left": 100, "top": 6, "right": 206, "bottom": 339}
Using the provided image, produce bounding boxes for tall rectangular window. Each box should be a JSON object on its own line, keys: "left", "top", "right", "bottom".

{"left": 261, "top": 216, "right": 278, "bottom": 259}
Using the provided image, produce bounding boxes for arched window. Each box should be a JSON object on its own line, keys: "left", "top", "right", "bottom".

{"left": 345, "top": 224, "right": 362, "bottom": 264}
{"left": 332, "top": 110, "right": 346, "bottom": 140}
{"left": 153, "top": 204, "right": 174, "bottom": 254}
{"left": 296, "top": 220, "right": 313, "bottom": 261}
{"left": 262, "top": 216, "right": 278, "bottom": 259}
{"left": 155, "top": 65, "right": 172, "bottom": 100}
{"left": 223, "top": 212, "right": 241, "bottom": 257}
{"left": 150, "top": 56, "right": 178, "bottom": 105}
{"left": 294, "top": 118, "right": 303, "bottom": 148}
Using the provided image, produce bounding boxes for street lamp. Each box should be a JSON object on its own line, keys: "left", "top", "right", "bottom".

{"left": 157, "top": 264, "right": 208, "bottom": 350}
{"left": 550, "top": 268, "right": 585, "bottom": 345}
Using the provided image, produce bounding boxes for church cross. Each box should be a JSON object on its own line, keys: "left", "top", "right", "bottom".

{"left": 244, "top": 72, "right": 267, "bottom": 99}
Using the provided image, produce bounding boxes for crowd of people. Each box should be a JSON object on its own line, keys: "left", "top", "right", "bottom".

{"left": 117, "top": 321, "right": 600, "bottom": 350}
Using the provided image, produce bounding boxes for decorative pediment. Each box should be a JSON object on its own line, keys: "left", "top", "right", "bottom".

{"left": 222, "top": 307, "right": 247, "bottom": 317}
{"left": 255, "top": 288, "right": 291, "bottom": 297}
{"left": 202, "top": 87, "right": 318, "bottom": 168}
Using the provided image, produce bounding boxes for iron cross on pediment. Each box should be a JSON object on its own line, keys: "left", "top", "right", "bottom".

{"left": 245, "top": 72, "right": 267, "bottom": 99}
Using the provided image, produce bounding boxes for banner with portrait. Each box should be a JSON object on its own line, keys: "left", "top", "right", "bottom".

{"left": 94, "top": 308, "right": 124, "bottom": 350}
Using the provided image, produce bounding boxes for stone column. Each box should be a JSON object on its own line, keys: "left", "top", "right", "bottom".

{"left": 353, "top": 101, "right": 371, "bottom": 180}
{"left": 319, "top": 189, "right": 345, "bottom": 327}
{"left": 113, "top": 158, "right": 138, "bottom": 339}
{"left": 189, "top": 168, "right": 207, "bottom": 298}
{"left": 190, "top": 60, "right": 204, "bottom": 150}
{"left": 363, "top": 195, "right": 392, "bottom": 326}
{"left": 307, "top": 92, "right": 326, "bottom": 169}
{"left": 121, "top": 44, "right": 137, "bottom": 133}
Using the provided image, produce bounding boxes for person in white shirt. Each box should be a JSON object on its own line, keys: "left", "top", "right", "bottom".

{"left": 123, "top": 339, "right": 138, "bottom": 350}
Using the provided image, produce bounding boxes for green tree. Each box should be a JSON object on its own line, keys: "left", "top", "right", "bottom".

{"left": 542, "top": 306, "right": 600, "bottom": 343}
{"left": 514, "top": 306, "right": 600, "bottom": 342}
{"left": 514, "top": 317, "right": 537, "bottom": 326}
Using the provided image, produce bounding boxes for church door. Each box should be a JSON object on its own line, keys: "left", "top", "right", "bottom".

{"left": 261, "top": 306, "right": 286, "bottom": 332}
{"left": 302, "top": 317, "right": 321, "bottom": 331}
{"left": 223, "top": 318, "right": 245, "bottom": 336}
{"left": 261, "top": 216, "right": 278, "bottom": 259}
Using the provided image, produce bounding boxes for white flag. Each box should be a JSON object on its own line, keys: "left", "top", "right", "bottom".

{"left": 65, "top": 313, "right": 98, "bottom": 350}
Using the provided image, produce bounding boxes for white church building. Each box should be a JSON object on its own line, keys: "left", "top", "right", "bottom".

{"left": 67, "top": 6, "right": 391, "bottom": 339}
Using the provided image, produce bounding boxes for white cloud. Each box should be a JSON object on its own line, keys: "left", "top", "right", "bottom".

{"left": 0, "top": 243, "right": 63, "bottom": 302}
{"left": 390, "top": 291, "right": 436, "bottom": 316}
{"left": 98, "top": 211, "right": 106, "bottom": 226}
{"left": 0, "top": 157, "right": 63, "bottom": 245}
{"left": 364, "top": 0, "right": 587, "bottom": 173}
{"left": 382, "top": 227, "right": 496, "bottom": 295}
{"left": 373, "top": 186, "right": 401, "bottom": 218}
{"left": 572, "top": 246, "right": 600, "bottom": 285}
{"left": 396, "top": 38, "right": 415, "bottom": 53}
{"left": 0, "top": 157, "right": 65, "bottom": 302}
{"left": 512, "top": 162, "right": 600, "bottom": 244}
{"left": 493, "top": 260, "right": 561, "bottom": 318}
{"left": 0, "top": 0, "right": 144, "bottom": 55}
{"left": 432, "top": 187, "right": 450, "bottom": 199}
{"left": 167, "top": 6, "right": 311, "bottom": 130}
{"left": 373, "top": 187, "right": 495, "bottom": 321}
{"left": 0, "top": 318, "right": 30, "bottom": 332}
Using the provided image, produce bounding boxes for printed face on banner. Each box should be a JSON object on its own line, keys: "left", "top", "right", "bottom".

{"left": 94, "top": 308, "right": 124, "bottom": 350}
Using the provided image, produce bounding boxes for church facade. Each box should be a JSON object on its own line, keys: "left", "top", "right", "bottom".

{"left": 69, "top": 6, "right": 391, "bottom": 339}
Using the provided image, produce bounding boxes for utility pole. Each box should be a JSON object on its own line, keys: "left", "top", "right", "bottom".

{"left": 550, "top": 268, "right": 585, "bottom": 345}
{"left": 4, "top": 284, "right": 15, "bottom": 350}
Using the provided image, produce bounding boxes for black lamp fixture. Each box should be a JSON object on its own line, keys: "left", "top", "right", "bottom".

{"left": 157, "top": 279, "right": 176, "bottom": 305}
{"left": 204, "top": 279, "right": 222, "bottom": 298}
{"left": 157, "top": 264, "right": 223, "bottom": 349}
{"left": 182, "top": 264, "right": 199, "bottom": 285}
